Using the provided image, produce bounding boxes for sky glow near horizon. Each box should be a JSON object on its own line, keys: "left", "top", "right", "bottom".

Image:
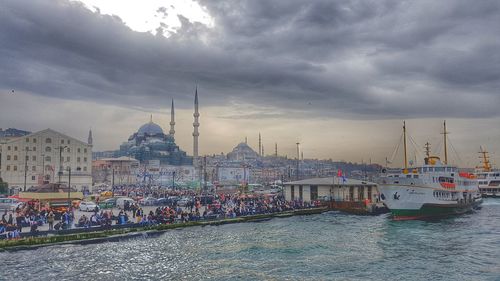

{"left": 1, "top": 0, "right": 500, "bottom": 167}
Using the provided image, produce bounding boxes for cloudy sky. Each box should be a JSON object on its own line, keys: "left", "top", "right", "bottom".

{"left": 1, "top": 0, "right": 500, "bottom": 167}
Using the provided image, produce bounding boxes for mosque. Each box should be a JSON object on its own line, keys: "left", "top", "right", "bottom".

{"left": 116, "top": 90, "right": 200, "bottom": 166}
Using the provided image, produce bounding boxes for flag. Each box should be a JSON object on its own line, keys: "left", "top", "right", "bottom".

{"left": 337, "top": 169, "right": 342, "bottom": 177}
{"left": 342, "top": 176, "right": 347, "bottom": 183}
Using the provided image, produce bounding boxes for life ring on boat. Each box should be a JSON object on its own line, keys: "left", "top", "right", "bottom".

{"left": 440, "top": 182, "right": 456, "bottom": 189}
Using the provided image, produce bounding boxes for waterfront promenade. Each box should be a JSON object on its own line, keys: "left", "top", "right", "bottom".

{"left": 0, "top": 194, "right": 322, "bottom": 243}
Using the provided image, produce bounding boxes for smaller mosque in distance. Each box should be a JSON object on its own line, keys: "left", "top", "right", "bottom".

{"left": 116, "top": 99, "right": 194, "bottom": 166}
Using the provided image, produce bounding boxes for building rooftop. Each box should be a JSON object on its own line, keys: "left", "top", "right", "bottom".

{"left": 99, "top": 156, "right": 139, "bottom": 162}
{"left": 285, "top": 177, "right": 376, "bottom": 186}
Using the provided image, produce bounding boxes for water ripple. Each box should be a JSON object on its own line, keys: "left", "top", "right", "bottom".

{"left": 2, "top": 200, "right": 500, "bottom": 280}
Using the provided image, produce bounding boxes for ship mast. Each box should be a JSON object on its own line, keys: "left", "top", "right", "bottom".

{"left": 424, "top": 142, "right": 431, "bottom": 158}
{"left": 403, "top": 121, "right": 408, "bottom": 170}
{"left": 424, "top": 142, "right": 431, "bottom": 165}
{"left": 477, "top": 146, "right": 492, "bottom": 172}
{"left": 442, "top": 120, "right": 448, "bottom": 165}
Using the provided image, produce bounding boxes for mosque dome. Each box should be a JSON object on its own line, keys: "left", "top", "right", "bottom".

{"left": 235, "top": 142, "right": 254, "bottom": 151}
{"left": 138, "top": 121, "right": 164, "bottom": 135}
{"left": 227, "top": 142, "right": 259, "bottom": 161}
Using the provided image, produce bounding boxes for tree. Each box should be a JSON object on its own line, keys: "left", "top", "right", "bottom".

{"left": 0, "top": 177, "right": 8, "bottom": 195}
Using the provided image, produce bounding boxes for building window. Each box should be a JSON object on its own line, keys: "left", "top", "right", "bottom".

{"left": 45, "top": 138, "right": 51, "bottom": 143}
{"left": 45, "top": 156, "right": 51, "bottom": 162}
{"left": 77, "top": 157, "right": 81, "bottom": 162}
{"left": 6, "top": 155, "right": 10, "bottom": 160}
{"left": 7, "top": 146, "right": 11, "bottom": 151}
{"left": 61, "top": 139, "right": 64, "bottom": 144}
{"left": 13, "top": 166, "right": 17, "bottom": 171}
{"left": 310, "top": 185, "right": 318, "bottom": 201}
{"left": 33, "top": 147, "right": 36, "bottom": 151}
{"left": 84, "top": 148, "right": 87, "bottom": 153}
{"left": 45, "top": 147, "right": 51, "bottom": 152}
{"left": 67, "top": 147, "right": 71, "bottom": 153}
{"left": 67, "top": 140, "right": 70, "bottom": 144}
{"left": 45, "top": 165, "right": 51, "bottom": 171}
{"left": 33, "top": 138, "right": 37, "bottom": 143}
{"left": 32, "top": 156, "right": 36, "bottom": 161}
{"left": 32, "top": 166, "right": 36, "bottom": 171}
{"left": 26, "top": 138, "right": 29, "bottom": 143}
{"left": 13, "top": 155, "right": 18, "bottom": 161}
{"left": 84, "top": 157, "right": 87, "bottom": 162}
{"left": 6, "top": 166, "right": 10, "bottom": 171}
{"left": 25, "top": 156, "right": 29, "bottom": 161}
{"left": 14, "top": 146, "right": 17, "bottom": 151}
{"left": 66, "top": 156, "right": 70, "bottom": 162}
{"left": 290, "top": 185, "right": 295, "bottom": 199}
{"left": 299, "top": 185, "right": 303, "bottom": 200}
{"left": 31, "top": 175, "right": 36, "bottom": 180}
{"left": 77, "top": 167, "right": 82, "bottom": 171}
{"left": 77, "top": 148, "right": 81, "bottom": 153}
{"left": 83, "top": 167, "right": 87, "bottom": 172}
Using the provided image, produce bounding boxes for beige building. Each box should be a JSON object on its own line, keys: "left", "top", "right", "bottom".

{"left": 283, "top": 177, "right": 379, "bottom": 202}
{"left": 0, "top": 128, "right": 92, "bottom": 192}
{"left": 92, "top": 157, "right": 140, "bottom": 186}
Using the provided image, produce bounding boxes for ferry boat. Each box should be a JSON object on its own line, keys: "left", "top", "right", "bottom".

{"left": 475, "top": 147, "right": 500, "bottom": 197}
{"left": 378, "top": 121, "right": 482, "bottom": 220}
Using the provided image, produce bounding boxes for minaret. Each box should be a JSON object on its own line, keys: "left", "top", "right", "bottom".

{"left": 87, "top": 128, "right": 93, "bottom": 145}
{"left": 275, "top": 143, "right": 278, "bottom": 157}
{"left": 193, "top": 87, "right": 200, "bottom": 159}
{"left": 169, "top": 99, "right": 175, "bottom": 137}
{"left": 258, "top": 133, "right": 262, "bottom": 156}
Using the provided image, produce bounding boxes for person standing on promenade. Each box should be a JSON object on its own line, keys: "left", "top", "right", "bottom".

{"left": 132, "top": 203, "right": 137, "bottom": 218}
{"left": 47, "top": 211, "right": 55, "bottom": 231}
{"left": 16, "top": 213, "right": 24, "bottom": 232}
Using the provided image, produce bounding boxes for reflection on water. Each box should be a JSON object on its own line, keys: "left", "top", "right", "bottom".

{"left": 2, "top": 199, "right": 500, "bottom": 280}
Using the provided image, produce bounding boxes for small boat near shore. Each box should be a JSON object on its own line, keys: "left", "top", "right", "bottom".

{"left": 378, "top": 121, "right": 482, "bottom": 220}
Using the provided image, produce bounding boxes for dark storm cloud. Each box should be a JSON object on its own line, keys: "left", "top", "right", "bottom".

{"left": 1, "top": 0, "right": 500, "bottom": 119}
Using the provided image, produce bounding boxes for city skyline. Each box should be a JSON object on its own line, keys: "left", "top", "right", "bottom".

{"left": 1, "top": 0, "right": 500, "bottom": 166}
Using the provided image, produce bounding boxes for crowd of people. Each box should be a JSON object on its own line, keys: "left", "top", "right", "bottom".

{"left": 107, "top": 185, "right": 200, "bottom": 200}
{"left": 0, "top": 191, "right": 321, "bottom": 240}
{"left": 79, "top": 193, "right": 320, "bottom": 227}
{"left": 0, "top": 203, "right": 77, "bottom": 239}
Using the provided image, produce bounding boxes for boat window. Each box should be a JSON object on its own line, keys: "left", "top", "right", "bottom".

{"left": 413, "top": 175, "right": 419, "bottom": 178}
{"left": 406, "top": 175, "right": 412, "bottom": 178}
{"left": 489, "top": 181, "right": 500, "bottom": 186}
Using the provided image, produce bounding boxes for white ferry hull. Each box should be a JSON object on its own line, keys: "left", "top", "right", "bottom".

{"left": 378, "top": 185, "right": 481, "bottom": 220}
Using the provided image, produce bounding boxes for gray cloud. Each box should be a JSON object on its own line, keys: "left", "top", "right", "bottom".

{"left": 1, "top": 0, "right": 500, "bottom": 120}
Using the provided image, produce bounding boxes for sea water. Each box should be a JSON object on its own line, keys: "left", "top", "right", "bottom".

{"left": 1, "top": 199, "right": 500, "bottom": 281}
